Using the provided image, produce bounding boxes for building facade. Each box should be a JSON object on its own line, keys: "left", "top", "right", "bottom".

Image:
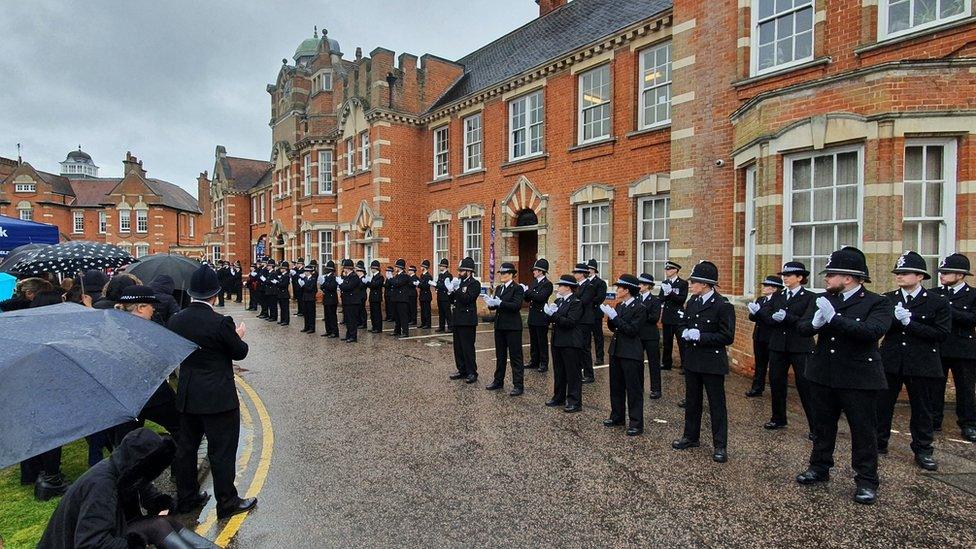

{"left": 205, "top": 0, "right": 976, "bottom": 374}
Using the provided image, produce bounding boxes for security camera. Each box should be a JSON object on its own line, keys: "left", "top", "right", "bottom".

{"left": 714, "top": 159, "right": 725, "bottom": 167}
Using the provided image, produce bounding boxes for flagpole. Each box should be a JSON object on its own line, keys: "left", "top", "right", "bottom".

{"left": 489, "top": 200, "right": 496, "bottom": 296}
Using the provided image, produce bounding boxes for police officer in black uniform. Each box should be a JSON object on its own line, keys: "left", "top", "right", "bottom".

{"left": 795, "top": 246, "right": 891, "bottom": 505}
{"left": 338, "top": 259, "right": 362, "bottom": 342}
{"left": 355, "top": 261, "right": 369, "bottom": 330}
{"left": 299, "top": 265, "right": 318, "bottom": 334}
{"left": 573, "top": 263, "right": 597, "bottom": 383}
{"left": 932, "top": 253, "right": 976, "bottom": 442}
{"left": 274, "top": 262, "right": 291, "bottom": 326}
{"left": 247, "top": 262, "right": 259, "bottom": 312}
{"left": 659, "top": 261, "right": 689, "bottom": 370}
{"left": 215, "top": 261, "right": 230, "bottom": 307}
{"left": 877, "top": 251, "right": 950, "bottom": 471}
{"left": 545, "top": 275, "right": 584, "bottom": 412}
{"left": 600, "top": 274, "right": 648, "bottom": 436}
{"left": 408, "top": 266, "right": 420, "bottom": 326}
{"left": 484, "top": 262, "right": 526, "bottom": 396}
{"left": 384, "top": 266, "right": 395, "bottom": 322}
{"left": 745, "top": 275, "right": 781, "bottom": 398}
{"left": 367, "top": 260, "right": 385, "bottom": 333}
{"left": 448, "top": 257, "right": 481, "bottom": 383}
{"left": 523, "top": 258, "right": 553, "bottom": 373}
{"left": 586, "top": 259, "right": 608, "bottom": 366}
{"left": 263, "top": 260, "right": 278, "bottom": 322}
{"left": 636, "top": 273, "right": 663, "bottom": 399}
{"left": 291, "top": 260, "right": 304, "bottom": 317}
{"left": 319, "top": 260, "right": 340, "bottom": 338}
{"left": 435, "top": 259, "right": 454, "bottom": 333}
{"left": 389, "top": 259, "right": 412, "bottom": 338}
{"left": 418, "top": 260, "right": 434, "bottom": 329}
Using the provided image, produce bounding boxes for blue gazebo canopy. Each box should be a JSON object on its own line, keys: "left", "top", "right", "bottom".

{"left": 0, "top": 215, "right": 60, "bottom": 257}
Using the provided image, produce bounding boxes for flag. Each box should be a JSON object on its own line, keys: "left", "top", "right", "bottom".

{"left": 489, "top": 199, "right": 496, "bottom": 293}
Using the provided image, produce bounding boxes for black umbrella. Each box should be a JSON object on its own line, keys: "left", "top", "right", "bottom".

{"left": 125, "top": 253, "right": 201, "bottom": 289}
{"left": 0, "top": 303, "right": 199, "bottom": 468}
{"left": 11, "top": 241, "right": 133, "bottom": 276}
{"left": 0, "top": 243, "right": 51, "bottom": 274}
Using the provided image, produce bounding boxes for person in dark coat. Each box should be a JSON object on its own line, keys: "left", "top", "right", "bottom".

{"left": 435, "top": 259, "right": 454, "bottom": 332}
{"left": 407, "top": 265, "right": 420, "bottom": 326}
{"left": 338, "top": 259, "right": 363, "bottom": 342}
{"left": 92, "top": 274, "right": 141, "bottom": 310}
{"left": 585, "top": 259, "right": 608, "bottom": 366}
{"left": 147, "top": 274, "right": 181, "bottom": 325}
{"left": 418, "top": 260, "right": 434, "bottom": 329}
{"left": 745, "top": 276, "right": 781, "bottom": 398}
{"left": 389, "top": 259, "right": 412, "bottom": 338}
{"left": 273, "top": 262, "right": 291, "bottom": 326}
{"left": 448, "top": 257, "right": 481, "bottom": 383}
{"left": 384, "top": 266, "right": 395, "bottom": 322}
{"left": 291, "top": 260, "right": 304, "bottom": 315}
{"left": 636, "top": 274, "right": 663, "bottom": 399}
{"left": 38, "top": 428, "right": 219, "bottom": 549}
{"left": 215, "top": 260, "right": 230, "bottom": 307}
{"left": 523, "top": 258, "right": 553, "bottom": 373}
{"left": 0, "top": 277, "right": 54, "bottom": 311}
{"left": 544, "top": 275, "right": 584, "bottom": 412}
{"left": 659, "top": 261, "right": 689, "bottom": 370}
{"left": 77, "top": 270, "right": 108, "bottom": 304}
{"left": 601, "top": 274, "right": 648, "bottom": 436}
{"left": 877, "top": 251, "right": 950, "bottom": 471}
{"left": 573, "top": 263, "right": 597, "bottom": 383}
{"left": 299, "top": 265, "right": 319, "bottom": 334}
{"left": 671, "top": 261, "right": 736, "bottom": 463}
{"left": 367, "top": 260, "right": 385, "bottom": 333}
{"left": 355, "top": 261, "right": 369, "bottom": 329}
{"left": 795, "top": 247, "right": 892, "bottom": 506}
{"left": 246, "top": 263, "right": 259, "bottom": 311}
{"left": 167, "top": 265, "right": 255, "bottom": 519}
{"left": 232, "top": 260, "right": 244, "bottom": 303}
{"left": 484, "top": 262, "right": 526, "bottom": 396}
{"left": 319, "top": 261, "right": 339, "bottom": 338}
{"left": 262, "top": 259, "right": 278, "bottom": 321}
{"left": 932, "top": 253, "right": 976, "bottom": 442}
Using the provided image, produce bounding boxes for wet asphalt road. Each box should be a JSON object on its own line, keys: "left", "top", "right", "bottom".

{"left": 223, "top": 302, "right": 976, "bottom": 548}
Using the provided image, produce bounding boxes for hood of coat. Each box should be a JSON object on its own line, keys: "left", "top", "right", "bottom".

{"left": 148, "top": 274, "right": 176, "bottom": 295}
{"left": 109, "top": 428, "right": 176, "bottom": 493}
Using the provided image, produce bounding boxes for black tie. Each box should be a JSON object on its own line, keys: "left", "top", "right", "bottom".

{"left": 906, "top": 294, "right": 913, "bottom": 305}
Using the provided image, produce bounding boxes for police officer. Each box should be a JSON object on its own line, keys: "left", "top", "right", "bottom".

{"left": 448, "top": 257, "right": 481, "bottom": 383}
{"left": 795, "top": 246, "right": 891, "bottom": 505}
{"left": 484, "top": 262, "right": 525, "bottom": 396}
{"left": 745, "top": 276, "right": 780, "bottom": 398}
{"left": 877, "top": 251, "right": 950, "bottom": 471}
{"left": 384, "top": 266, "right": 395, "bottom": 322}
{"left": 319, "top": 260, "right": 340, "bottom": 338}
{"left": 523, "top": 258, "right": 553, "bottom": 373}
{"left": 338, "top": 259, "right": 362, "bottom": 342}
{"left": 585, "top": 259, "right": 608, "bottom": 366}
{"left": 367, "top": 260, "right": 385, "bottom": 333}
{"left": 418, "top": 260, "right": 434, "bottom": 329}
{"left": 600, "top": 274, "right": 648, "bottom": 436}
{"left": 544, "top": 275, "right": 584, "bottom": 412}
{"left": 291, "top": 260, "right": 305, "bottom": 317}
{"left": 758, "top": 263, "right": 816, "bottom": 438}
{"left": 263, "top": 260, "right": 278, "bottom": 322}
{"left": 435, "top": 259, "right": 454, "bottom": 333}
{"left": 408, "top": 266, "right": 420, "bottom": 326}
{"left": 299, "top": 265, "right": 318, "bottom": 334}
{"left": 274, "top": 261, "right": 291, "bottom": 326}
{"left": 659, "top": 261, "right": 689, "bottom": 370}
{"left": 932, "top": 253, "right": 976, "bottom": 442}
{"left": 246, "top": 262, "right": 259, "bottom": 311}
{"left": 573, "top": 263, "right": 597, "bottom": 383}
{"left": 215, "top": 260, "right": 230, "bottom": 307}
{"left": 356, "top": 261, "right": 369, "bottom": 330}
{"left": 636, "top": 273, "right": 663, "bottom": 399}
{"left": 671, "top": 261, "right": 735, "bottom": 462}
{"left": 389, "top": 259, "right": 412, "bottom": 338}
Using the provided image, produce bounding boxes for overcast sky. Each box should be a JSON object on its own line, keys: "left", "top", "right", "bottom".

{"left": 1, "top": 0, "right": 537, "bottom": 196}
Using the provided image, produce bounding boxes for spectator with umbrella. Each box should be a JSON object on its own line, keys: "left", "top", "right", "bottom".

{"left": 76, "top": 269, "right": 109, "bottom": 303}
{"left": 147, "top": 274, "right": 182, "bottom": 325}
{"left": 93, "top": 274, "right": 141, "bottom": 310}
{"left": 10, "top": 241, "right": 134, "bottom": 277}
{"left": 0, "top": 277, "right": 54, "bottom": 312}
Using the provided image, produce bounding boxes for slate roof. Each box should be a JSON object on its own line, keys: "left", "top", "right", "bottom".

{"left": 69, "top": 180, "right": 117, "bottom": 207}
{"left": 222, "top": 156, "right": 272, "bottom": 193}
{"left": 67, "top": 177, "right": 202, "bottom": 213}
{"left": 431, "top": 0, "right": 672, "bottom": 110}
{"left": 35, "top": 170, "right": 75, "bottom": 196}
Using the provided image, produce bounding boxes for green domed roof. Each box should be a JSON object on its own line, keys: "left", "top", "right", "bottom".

{"left": 294, "top": 38, "right": 320, "bottom": 61}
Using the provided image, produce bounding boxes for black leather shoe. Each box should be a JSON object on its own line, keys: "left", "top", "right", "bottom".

{"left": 34, "top": 473, "right": 68, "bottom": 501}
{"left": 677, "top": 399, "right": 686, "bottom": 408}
{"left": 465, "top": 374, "right": 478, "bottom": 384}
{"left": 545, "top": 399, "right": 564, "bottom": 407}
{"left": 344, "top": 338, "right": 357, "bottom": 343}
{"left": 795, "top": 469, "right": 829, "bottom": 485}
{"left": 582, "top": 376, "right": 595, "bottom": 384}
{"left": 509, "top": 388, "right": 524, "bottom": 397}
{"left": 713, "top": 448, "right": 728, "bottom": 463}
{"left": 485, "top": 382, "right": 503, "bottom": 391}
{"left": 853, "top": 487, "right": 877, "bottom": 505}
{"left": 671, "top": 437, "right": 699, "bottom": 450}
{"left": 763, "top": 421, "right": 786, "bottom": 430}
{"left": 564, "top": 404, "right": 582, "bottom": 413}
{"left": 176, "top": 491, "right": 210, "bottom": 513}
{"left": 745, "top": 388, "right": 763, "bottom": 397}
{"left": 603, "top": 419, "right": 624, "bottom": 427}
{"left": 963, "top": 427, "right": 976, "bottom": 442}
{"left": 626, "top": 427, "right": 643, "bottom": 436}
{"left": 649, "top": 391, "right": 662, "bottom": 400}
{"left": 321, "top": 332, "right": 330, "bottom": 337}
{"left": 915, "top": 454, "right": 938, "bottom": 471}
{"left": 877, "top": 445, "right": 888, "bottom": 455}
{"left": 216, "top": 496, "right": 257, "bottom": 519}
{"left": 449, "top": 372, "right": 465, "bottom": 380}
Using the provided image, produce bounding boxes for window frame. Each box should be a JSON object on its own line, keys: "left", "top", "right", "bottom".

{"left": 346, "top": 138, "right": 355, "bottom": 176}
{"left": 318, "top": 150, "right": 334, "bottom": 194}
{"left": 902, "top": 138, "right": 958, "bottom": 266}
{"left": 318, "top": 230, "right": 334, "bottom": 273}
{"left": 135, "top": 209, "right": 148, "bottom": 234}
{"left": 360, "top": 132, "right": 371, "bottom": 171}
{"left": 750, "top": 0, "right": 816, "bottom": 77}
{"left": 577, "top": 203, "right": 612, "bottom": 283}
{"left": 462, "top": 217, "right": 483, "bottom": 280}
{"left": 878, "top": 0, "right": 972, "bottom": 41}
{"left": 19, "top": 207, "right": 33, "bottom": 221}
{"left": 135, "top": 244, "right": 150, "bottom": 258}
{"left": 119, "top": 209, "right": 131, "bottom": 232}
{"left": 577, "top": 64, "right": 613, "bottom": 145}
{"left": 260, "top": 192, "right": 267, "bottom": 222}
{"left": 303, "top": 154, "right": 312, "bottom": 196}
{"left": 303, "top": 231, "right": 313, "bottom": 263}
{"left": 636, "top": 195, "right": 670, "bottom": 282}
{"left": 743, "top": 165, "right": 759, "bottom": 296}
{"left": 509, "top": 90, "right": 545, "bottom": 161}
{"left": 14, "top": 183, "right": 36, "bottom": 193}
{"left": 312, "top": 69, "right": 333, "bottom": 93}
{"left": 72, "top": 211, "right": 85, "bottom": 234}
{"left": 433, "top": 126, "right": 450, "bottom": 179}
{"left": 98, "top": 211, "right": 107, "bottom": 234}
{"left": 463, "top": 113, "right": 483, "bottom": 172}
{"left": 638, "top": 41, "right": 673, "bottom": 130}
{"left": 433, "top": 222, "right": 450, "bottom": 267}
{"left": 189, "top": 215, "right": 195, "bottom": 237}
{"left": 211, "top": 245, "right": 222, "bottom": 263}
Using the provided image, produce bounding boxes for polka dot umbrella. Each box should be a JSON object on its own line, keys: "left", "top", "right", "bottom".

{"left": 11, "top": 241, "right": 135, "bottom": 276}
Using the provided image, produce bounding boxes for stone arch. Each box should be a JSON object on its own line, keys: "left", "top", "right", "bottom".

{"left": 427, "top": 209, "right": 452, "bottom": 223}
{"left": 457, "top": 203, "right": 485, "bottom": 220}
{"left": 353, "top": 200, "right": 376, "bottom": 231}
{"left": 569, "top": 183, "right": 614, "bottom": 205}
{"left": 501, "top": 176, "right": 547, "bottom": 228}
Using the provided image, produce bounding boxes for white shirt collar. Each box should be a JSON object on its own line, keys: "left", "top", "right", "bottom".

{"left": 951, "top": 281, "right": 966, "bottom": 294}
{"left": 622, "top": 297, "right": 635, "bottom": 306}
{"left": 901, "top": 286, "right": 922, "bottom": 300}
{"left": 640, "top": 290, "right": 651, "bottom": 299}
{"left": 587, "top": 274, "right": 596, "bottom": 281}
{"left": 842, "top": 285, "right": 863, "bottom": 301}
{"left": 537, "top": 275, "right": 546, "bottom": 282}
{"left": 190, "top": 299, "right": 215, "bottom": 310}
{"left": 699, "top": 289, "right": 715, "bottom": 303}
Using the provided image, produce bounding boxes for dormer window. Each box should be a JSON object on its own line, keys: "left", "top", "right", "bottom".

{"left": 313, "top": 71, "right": 333, "bottom": 93}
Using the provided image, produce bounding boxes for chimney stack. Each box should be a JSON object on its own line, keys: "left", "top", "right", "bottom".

{"left": 536, "top": 0, "right": 566, "bottom": 17}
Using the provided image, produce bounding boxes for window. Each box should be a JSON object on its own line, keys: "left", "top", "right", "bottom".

{"left": 251, "top": 196, "right": 258, "bottom": 222}
{"left": 343, "top": 231, "right": 351, "bottom": 257}
{"left": 214, "top": 199, "right": 224, "bottom": 228}
{"left": 639, "top": 42, "right": 672, "bottom": 129}
{"left": 73, "top": 211, "right": 85, "bottom": 234}
{"left": 284, "top": 167, "right": 291, "bottom": 194}
{"left": 360, "top": 132, "right": 370, "bottom": 170}
{"left": 318, "top": 230, "right": 334, "bottom": 271}
{"left": 434, "top": 126, "right": 450, "bottom": 179}
{"left": 303, "top": 232, "right": 312, "bottom": 263}
{"left": 346, "top": 138, "right": 355, "bottom": 176}
{"left": 98, "top": 211, "right": 107, "bottom": 234}
{"left": 785, "top": 147, "right": 863, "bottom": 287}
{"left": 136, "top": 210, "right": 148, "bottom": 233}
{"left": 578, "top": 204, "right": 611, "bottom": 279}
{"left": 135, "top": 244, "right": 149, "bottom": 258}
{"left": 318, "top": 151, "right": 334, "bottom": 194}
{"left": 510, "top": 90, "right": 545, "bottom": 160}
{"left": 303, "top": 154, "right": 312, "bottom": 196}
{"left": 743, "top": 166, "right": 759, "bottom": 295}
{"left": 211, "top": 245, "right": 222, "bottom": 262}
{"left": 118, "top": 243, "right": 132, "bottom": 256}
{"left": 433, "top": 222, "right": 449, "bottom": 267}
{"left": 637, "top": 196, "right": 670, "bottom": 281}
{"left": 14, "top": 183, "right": 36, "bottom": 193}
{"left": 19, "top": 207, "right": 33, "bottom": 221}
{"left": 463, "top": 218, "right": 483, "bottom": 278}
{"left": 752, "top": 0, "right": 814, "bottom": 75}
{"left": 119, "top": 209, "right": 131, "bottom": 232}
{"left": 463, "top": 114, "right": 483, "bottom": 172}
{"left": 313, "top": 71, "right": 333, "bottom": 92}
{"left": 189, "top": 215, "right": 195, "bottom": 237}
{"left": 364, "top": 242, "right": 374, "bottom": 267}
{"left": 578, "top": 65, "right": 612, "bottom": 143}
{"left": 903, "top": 140, "right": 957, "bottom": 269}
{"left": 880, "top": 0, "right": 971, "bottom": 39}
{"left": 260, "top": 192, "right": 267, "bottom": 222}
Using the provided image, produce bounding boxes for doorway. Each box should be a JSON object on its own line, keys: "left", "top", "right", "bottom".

{"left": 517, "top": 231, "right": 538, "bottom": 282}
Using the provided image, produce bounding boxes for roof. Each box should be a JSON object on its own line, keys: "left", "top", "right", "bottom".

{"left": 35, "top": 170, "right": 75, "bottom": 196}
{"left": 69, "top": 180, "right": 117, "bottom": 207}
{"left": 295, "top": 38, "right": 320, "bottom": 60}
{"left": 222, "top": 156, "right": 272, "bottom": 193}
{"left": 66, "top": 149, "right": 93, "bottom": 162}
{"left": 431, "top": 0, "right": 672, "bottom": 110}
{"left": 67, "top": 177, "right": 201, "bottom": 213}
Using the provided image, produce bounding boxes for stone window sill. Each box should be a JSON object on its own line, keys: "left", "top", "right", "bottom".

{"left": 501, "top": 153, "right": 548, "bottom": 169}
{"left": 732, "top": 57, "right": 831, "bottom": 89}
{"left": 568, "top": 137, "right": 617, "bottom": 153}
{"left": 856, "top": 16, "right": 976, "bottom": 56}
{"left": 627, "top": 125, "right": 671, "bottom": 139}
{"left": 427, "top": 177, "right": 453, "bottom": 186}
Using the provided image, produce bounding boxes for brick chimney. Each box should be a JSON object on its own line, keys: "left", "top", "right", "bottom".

{"left": 122, "top": 151, "right": 147, "bottom": 178}
{"left": 536, "top": 0, "right": 566, "bottom": 17}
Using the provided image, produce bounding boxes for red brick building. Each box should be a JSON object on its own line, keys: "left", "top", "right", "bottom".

{"left": 205, "top": 0, "right": 976, "bottom": 373}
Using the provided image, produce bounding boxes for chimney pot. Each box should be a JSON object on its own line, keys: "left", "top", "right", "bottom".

{"left": 536, "top": 0, "right": 566, "bottom": 17}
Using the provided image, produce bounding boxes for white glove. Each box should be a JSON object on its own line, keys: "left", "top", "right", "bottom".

{"left": 250, "top": 271, "right": 256, "bottom": 277}
{"left": 446, "top": 283, "right": 456, "bottom": 294}
{"left": 816, "top": 296, "right": 836, "bottom": 323}
{"left": 298, "top": 279, "right": 305, "bottom": 287}
{"left": 894, "top": 304, "right": 911, "bottom": 326}
{"left": 771, "top": 309, "right": 787, "bottom": 322}
{"left": 317, "top": 275, "right": 325, "bottom": 285}
{"left": 661, "top": 283, "right": 672, "bottom": 295}
{"left": 260, "top": 276, "right": 267, "bottom": 282}
{"left": 362, "top": 276, "right": 370, "bottom": 283}
{"left": 812, "top": 309, "right": 827, "bottom": 329}
{"left": 428, "top": 280, "right": 437, "bottom": 287}
{"left": 747, "top": 302, "right": 761, "bottom": 314}
{"left": 385, "top": 272, "right": 392, "bottom": 279}
{"left": 451, "top": 278, "right": 461, "bottom": 290}
{"left": 290, "top": 270, "right": 296, "bottom": 276}
{"left": 599, "top": 303, "right": 617, "bottom": 320}
{"left": 520, "top": 284, "right": 528, "bottom": 292}
{"left": 683, "top": 328, "right": 701, "bottom": 341}
{"left": 336, "top": 276, "right": 344, "bottom": 285}
{"left": 413, "top": 280, "right": 420, "bottom": 287}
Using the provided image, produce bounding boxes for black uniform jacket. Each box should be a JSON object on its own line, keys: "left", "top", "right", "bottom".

{"left": 299, "top": 275, "right": 318, "bottom": 302}
{"left": 748, "top": 295, "right": 775, "bottom": 343}
{"left": 932, "top": 283, "right": 976, "bottom": 360}
{"left": 390, "top": 273, "right": 411, "bottom": 304}
{"left": 590, "top": 276, "right": 608, "bottom": 319}
{"left": 757, "top": 287, "right": 816, "bottom": 354}
{"left": 419, "top": 273, "right": 434, "bottom": 301}
{"left": 489, "top": 282, "right": 524, "bottom": 331}
{"left": 436, "top": 271, "right": 455, "bottom": 300}
{"left": 272, "top": 271, "right": 290, "bottom": 299}
{"left": 576, "top": 279, "right": 597, "bottom": 325}
{"left": 549, "top": 295, "right": 584, "bottom": 348}
{"left": 319, "top": 274, "right": 338, "bottom": 306}
{"left": 659, "top": 276, "right": 689, "bottom": 325}
{"left": 638, "top": 292, "right": 662, "bottom": 341}
{"left": 798, "top": 287, "right": 892, "bottom": 390}
{"left": 167, "top": 302, "right": 248, "bottom": 414}
{"left": 450, "top": 276, "right": 481, "bottom": 327}
{"left": 682, "top": 292, "right": 736, "bottom": 375}
{"left": 339, "top": 274, "right": 363, "bottom": 305}
{"left": 368, "top": 273, "right": 385, "bottom": 303}
{"left": 524, "top": 277, "right": 554, "bottom": 327}
{"left": 290, "top": 269, "right": 302, "bottom": 298}
{"left": 879, "top": 289, "right": 950, "bottom": 378}
{"left": 607, "top": 298, "right": 647, "bottom": 361}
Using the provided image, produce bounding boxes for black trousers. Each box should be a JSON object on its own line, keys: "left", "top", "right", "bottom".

{"left": 453, "top": 326, "right": 478, "bottom": 376}
{"left": 266, "top": 294, "right": 278, "bottom": 321}
{"left": 395, "top": 302, "right": 410, "bottom": 336}
{"left": 552, "top": 345, "right": 582, "bottom": 406}
{"left": 302, "top": 301, "right": 316, "bottom": 332}
{"left": 385, "top": 295, "right": 394, "bottom": 321}
{"left": 323, "top": 303, "right": 339, "bottom": 335}
{"left": 807, "top": 381, "right": 880, "bottom": 489}
{"left": 609, "top": 355, "right": 643, "bottom": 429}
{"left": 579, "top": 323, "right": 594, "bottom": 377}
{"left": 420, "top": 298, "right": 432, "bottom": 327}
{"left": 591, "top": 318, "right": 605, "bottom": 364}
{"left": 661, "top": 324, "right": 686, "bottom": 368}
{"left": 934, "top": 357, "right": 976, "bottom": 430}
{"left": 641, "top": 337, "right": 661, "bottom": 393}
{"left": 768, "top": 350, "right": 814, "bottom": 430}
{"left": 750, "top": 339, "right": 770, "bottom": 393}
{"left": 370, "top": 301, "right": 383, "bottom": 331}
{"left": 359, "top": 302, "right": 367, "bottom": 329}
{"left": 437, "top": 298, "right": 452, "bottom": 330}
{"left": 217, "top": 289, "right": 225, "bottom": 306}
{"left": 877, "top": 372, "right": 939, "bottom": 456}
{"left": 277, "top": 297, "right": 290, "bottom": 325}
{"left": 247, "top": 289, "right": 257, "bottom": 310}
{"left": 528, "top": 324, "right": 549, "bottom": 369}
{"left": 256, "top": 292, "right": 266, "bottom": 315}
{"left": 174, "top": 408, "right": 240, "bottom": 504}
{"left": 682, "top": 371, "right": 728, "bottom": 448}
{"left": 295, "top": 298, "right": 304, "bottom": 316}
{"left": 343, "top": 303, "right": 359, "bottom": 340}
{"left": 21, "top": 447, "right": 62, "bottom": 483}
{"left": 409, "top": 295, "right": 418, "bottom": 324}
{"left": 493, "top": 328, "right": 524, "bottom": 389}
{"left": 235, "top": 287, "right": 242, "bottom": 302}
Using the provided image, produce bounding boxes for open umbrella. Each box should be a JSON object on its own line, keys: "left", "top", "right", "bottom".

{"left": 125, "top": 253, "right": 201, "bottom": 289}
{"left": 0, "top": 303, "right": 198, "bottom": 468}
{"left": 11, "top": 241, "right": 133, "bottom": 276}
{"left": 0, "top": 243, "right": 50, "bottom": 274}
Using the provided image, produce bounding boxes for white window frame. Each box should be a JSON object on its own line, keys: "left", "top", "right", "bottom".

{"left": 14, "top": 183, "right": 36, "bottom": 193}
{"left": 433, "top": 222, "right": 449, "bottom": 267}
{"left": 577, "top": 203, "right": 611, "bottom": 282}
{"left": 260, "top": 192, "right": 267, "bottom": 222}
{"left": 637, "top": 195, "right": 670, "bottom": 282}
{"left": 189, "top": 215, "right": 195, "bottom": 237}
{"left": 251, "top": 196, "right": 258, "bottom": 222}
{"left": 750, "top": 0, "right": 815, "bottom": 76}
{"left": 135, "top": 244, "right": 150, "bottom": 258}
{"left": 343, "top": 231, "right": 351, "bottom": 258}
{"left": 638, "top": 41, "right": 672, "bottom": 130}
{"left": 98, "top": 211, "right": 107, "bottom": 234}
{"left": 902, "top": 138, "right": 958, "bottom": 265}
{"left": 463, "top": 113, "right": 483, "bottom": 172}
{"left": 318, "top": 230, "right": 334, "bottom": 272}
{"left": 463, "top": 218, "right": 483, "bottom": 279}
{"left": 318, "top": 150, "right": 334, "bottom": 194}
{"left": 312, "top": 70, "right": 333, "bottom": 93}
{"left": 360, "top": 132, "right": 371, "bottom": 170}
{"left": 434, "top": 126, "right": 450, "bottom": 179}
{"left": 346, "top": 138, "right": 355, "bottom": 176}
{"left": 136, "top": 209, "right": 148, "bottom": 234}
{"left": 509, "top": 90, "right": 545, "bottom": 161}
{"left": 19, "top": 207, "right": 33, "bottom": 221}
{"left": 577, "top": 64, "right": 612, "bottom": 145}
{"left": 211, "top": 245, "right": 222, "bottom": 263}
{"left": 73, "top": 211, "right": 85, "bottom": 234}
{"left": 303, "top": 232, "right": 312, "bottom": 263}
{"left": 119, "top": 209, "right": 131, "bottom": 232}
{"left": 743, "top": 166, "right": 758, "bottom": 296}
{"left": 783, "top": 145, "right": 865, "bottom": 290}
{"left": 879, "top": 0, "right": 972, "bottom": 40}
{"left": 303, "top": 154, "right": 312, "bottom": 196}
